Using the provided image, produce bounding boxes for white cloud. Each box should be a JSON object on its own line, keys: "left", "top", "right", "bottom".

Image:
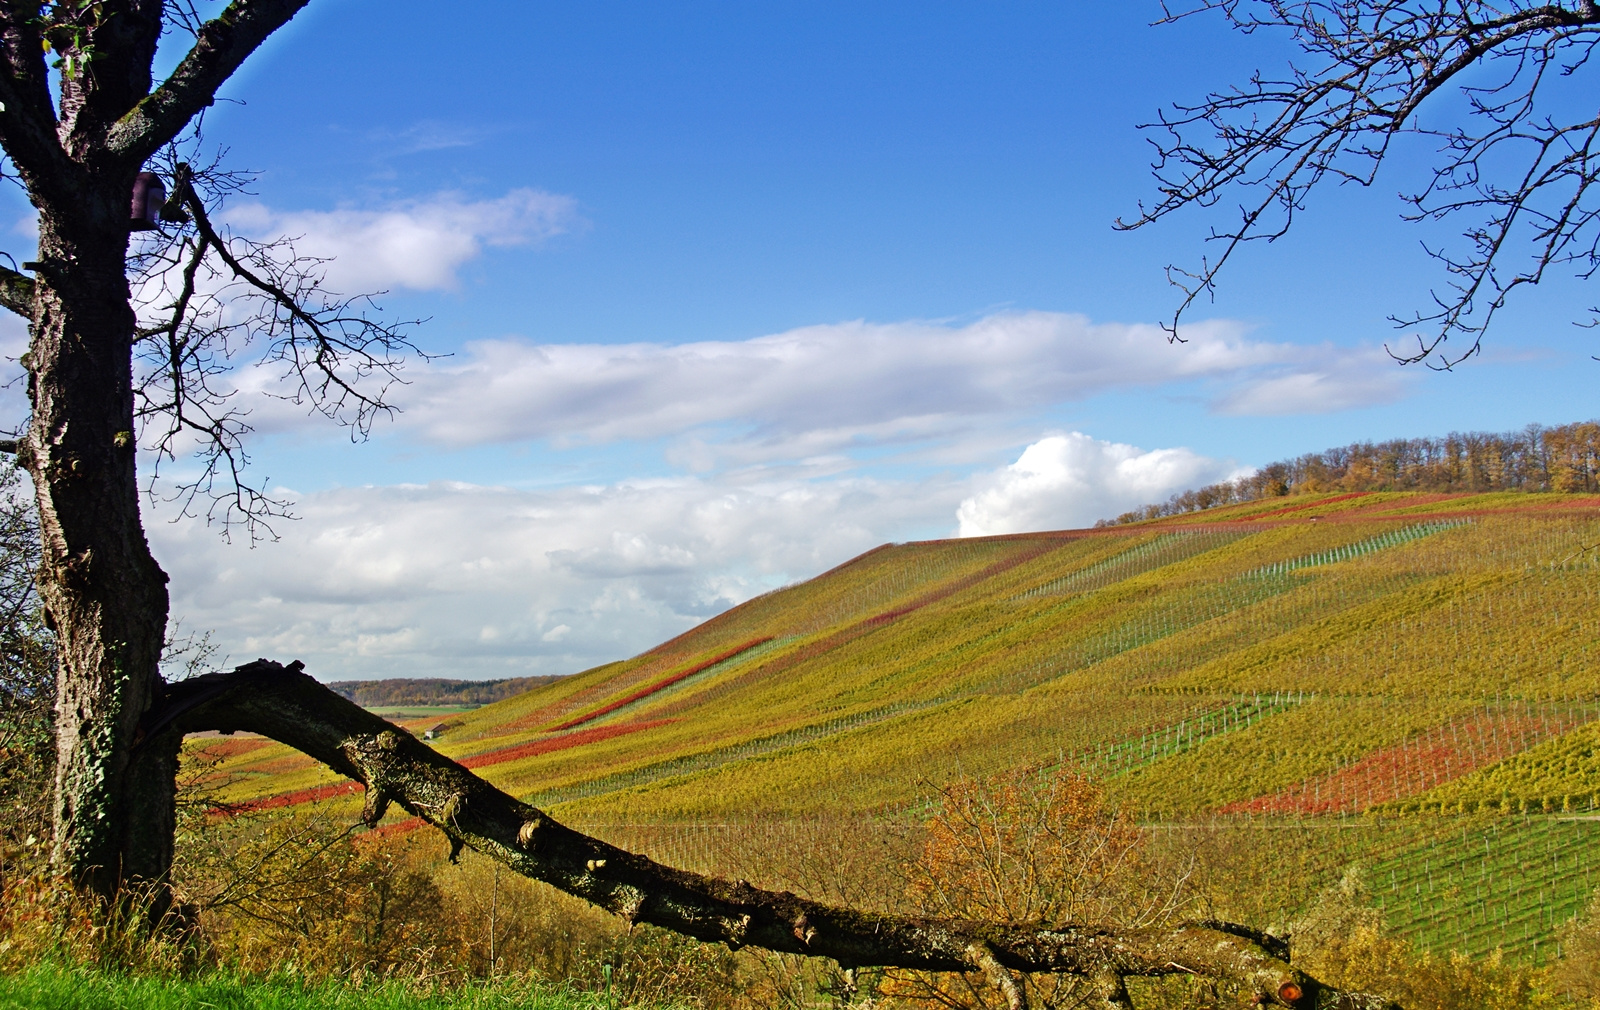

{"left": 150, "top": 427, "right": 1250, "bottom": 679}
{"left": 956, "top": 432, "right": 1241, "bottom": 537}
{"left": 1209, "top": 355, "right": 1403, "bottom": 416}
{"left": 383, "top": 312, "right": 1408, "bottom": 460}
{"left": 222, "top": 188, "right": 580, "bottom": 293}
{"left": 129, "top": 309, "right": 1411, "bottom": 468}
{"left": 151, "top": 471, "right": 957, "bottom": 680}
{"left": 372, "top": 120, "right": 489, "bottom": 155}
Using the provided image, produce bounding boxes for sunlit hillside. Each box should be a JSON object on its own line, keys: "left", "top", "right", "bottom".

{"left": 190, "top": 489, "right": 1600, "bottom": 963}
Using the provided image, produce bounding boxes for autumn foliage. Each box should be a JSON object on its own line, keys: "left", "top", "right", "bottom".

{"left": 888, "top": 768, "right": 1175, "bottom": 1010}
{"left": 1104, "top": 420, "right": 1600, "bottom": 525}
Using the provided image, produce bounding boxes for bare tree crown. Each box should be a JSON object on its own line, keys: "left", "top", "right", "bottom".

{"left": 0, "top": 1, "right": 419, "bottom": 539}
{"left": 128, "top": 155, "right": 421, "bottom": 538}
{"left": 1120, "top": 1, "right": 1600, "bottom": 368}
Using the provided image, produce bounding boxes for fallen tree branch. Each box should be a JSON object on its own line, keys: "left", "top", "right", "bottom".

{"left": 151, "top": 659, "right": 1399, "bottom": 1010}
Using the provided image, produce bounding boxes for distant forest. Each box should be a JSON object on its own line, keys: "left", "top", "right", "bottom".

{"left": 1102, "top": 420, "right": 1600, "bottom": 526}
{"left": 327, "top": 676, "right": 560, "bottom": 708}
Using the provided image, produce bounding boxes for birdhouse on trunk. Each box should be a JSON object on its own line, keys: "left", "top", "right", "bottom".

{"left": 130, "top": 172, "right": 165, "bottom": 231}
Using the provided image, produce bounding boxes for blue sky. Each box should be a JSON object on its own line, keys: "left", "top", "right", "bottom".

{"left": 25, "top": 1, "right": 1593, "bottom": 680}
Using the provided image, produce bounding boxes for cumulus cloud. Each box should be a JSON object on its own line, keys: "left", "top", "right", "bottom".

{"left": 956, "top": 432, "right": 1242, "bottom": 537}
{"left": 150, "top": 427, "right": 1249, "bottom": 678}
{"left": 151, "top": 472, "right": 957, "bottom": 680}
{"left": 384, "top": 312, "right": 1408, "bottom": 458}
{"left": 222, "top": 188, "right": 580, "bottom": 293}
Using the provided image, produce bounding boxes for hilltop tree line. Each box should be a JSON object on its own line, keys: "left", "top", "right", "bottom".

{"left": 328, "top": 677, "right": 560, "bottom": 709}
{"left": 1102, "top": 421, "right": 1600, "bottom": 526}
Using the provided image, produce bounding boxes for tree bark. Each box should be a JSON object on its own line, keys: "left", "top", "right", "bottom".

{"left": 25, "top": 183, "right": 173, "bottom": 898}
{"left": 0, "top": 0, "right": 339, "bottom": 902}
{"left": 152, "top": 660, "right": 1399, "bottom": 1010}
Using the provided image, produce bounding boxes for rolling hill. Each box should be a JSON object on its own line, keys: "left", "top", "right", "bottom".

{"left": 188, "top": 489, "right": 1600, "bottom": 963}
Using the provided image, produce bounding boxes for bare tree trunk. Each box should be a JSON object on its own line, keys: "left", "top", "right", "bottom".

{"left": 24, "top": 189, "right": 173, "bottom": 898}
{"left": 149, "top": 660, "right": 1398, "bottom": 1010}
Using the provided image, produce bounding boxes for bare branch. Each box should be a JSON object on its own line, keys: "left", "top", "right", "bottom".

{"left": 179, "top": 173, "right": 418, "bottom": 435}
{"left": 129, "top": 158, "right": 422, "bottom": 539}
{"left": 968, "top": 942, "right": 1028, "bottom": 1010}
{"left": 1126, "top": 1, "right": 1600, "bottom": 364}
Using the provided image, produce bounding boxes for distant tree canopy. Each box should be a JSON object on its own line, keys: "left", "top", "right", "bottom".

{"left": 1101, "top": 419, "right": 1600, "bottom": 526}
{"left": 327, "top": 677, "right": 560, "bottom": 709}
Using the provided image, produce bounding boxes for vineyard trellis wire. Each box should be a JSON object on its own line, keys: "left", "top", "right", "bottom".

{"left": 1014, "top": 529, "right": 1254, "bottom": 600}
{"left": 526, "top": 699, "right": 949, "bottom": 809}
{"left": 1244, "top": 520, "right": 1472, "bottom": 579}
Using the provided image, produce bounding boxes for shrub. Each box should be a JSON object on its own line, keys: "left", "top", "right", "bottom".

{"left": 883, "top": 766, "right": 1183, "bottom": 1010}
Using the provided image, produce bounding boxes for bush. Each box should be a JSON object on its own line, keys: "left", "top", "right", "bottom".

{"left": 883, "top": 766, "right": 1184, "bottom": 1010}
{"left": 1289, "top": 869, "right": 1558, "bottom": 1010}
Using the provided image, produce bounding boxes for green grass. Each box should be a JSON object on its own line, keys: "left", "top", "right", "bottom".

{"left": 0, "top": 964, "right": 624, "bottom": 1010}
{"left": 1370, "top": 816, "right": 1600, "bottom": 963}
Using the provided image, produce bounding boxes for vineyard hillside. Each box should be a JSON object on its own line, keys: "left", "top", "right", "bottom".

{"left": 191, "top": 490, "right": 1600, "bottom": 963}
